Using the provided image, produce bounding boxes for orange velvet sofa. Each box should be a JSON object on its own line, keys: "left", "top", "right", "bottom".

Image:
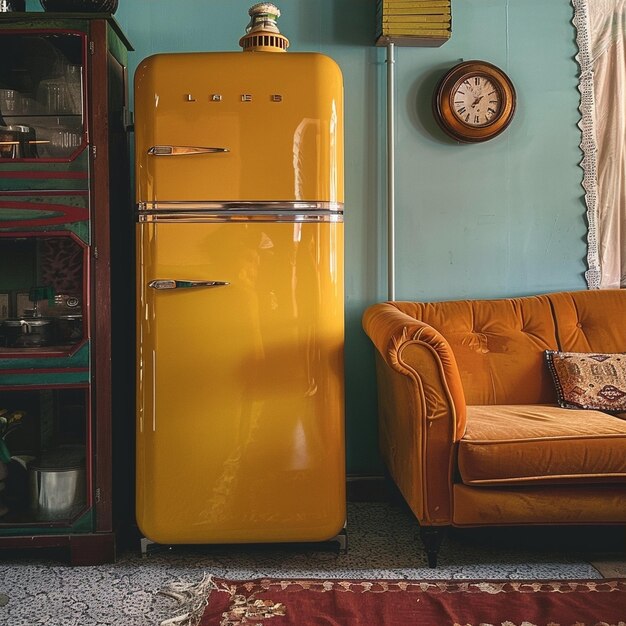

{"left": 362, "top": 289, "right": 626, "bottom": 566}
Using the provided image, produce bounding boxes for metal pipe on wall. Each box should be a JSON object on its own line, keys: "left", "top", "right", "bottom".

{"left": 386, "top": 42, "right": 396, "bottom": 301}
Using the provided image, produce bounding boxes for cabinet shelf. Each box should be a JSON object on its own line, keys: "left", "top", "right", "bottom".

{"left": 3, "top": 114, "right": 83, "bottom": 119}
{"left": 0, "top": 341, "right": 85, "bottom": 357}
{"left": 0, "top": 504, "right": 88, "bottom": 529}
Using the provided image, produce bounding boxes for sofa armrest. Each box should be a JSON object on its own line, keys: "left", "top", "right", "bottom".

{"left": 362, "top": 302, "right": 467, "bottom": 525}
{"left": 363, "top": 303, "right": 467, "bottom": 439}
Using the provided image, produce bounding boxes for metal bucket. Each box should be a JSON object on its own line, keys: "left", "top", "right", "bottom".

{"left": 29, "top": 446, "right": 85, "bottom": 520}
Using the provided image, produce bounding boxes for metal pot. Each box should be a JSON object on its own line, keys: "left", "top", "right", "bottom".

{"left": 55, "top": 314, "right": 83, "bottom": 345}
{"left": 2, "top": 317, "right": 54, "bottom": 348}
{"left": 29, "top": 446, "right": 85, "bottom": 520}
{"left": 0, "top": 125, "right": 37, "bottom": 159}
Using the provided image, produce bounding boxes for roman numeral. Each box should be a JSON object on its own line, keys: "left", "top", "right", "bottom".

{"left": 474, "top": 77, "right": 480, "bottom": 86}
{"left": 457, "top": 106, "right": 466, "bottom": 114}
{"left": 465, "top": 114, "right": 470, "bottom": 122}
{"left": 474, "top": 115, "right": 480, "bottom": 123}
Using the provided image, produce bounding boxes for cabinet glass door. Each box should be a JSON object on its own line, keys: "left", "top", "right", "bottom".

{"left": 0, "top": 32, "right": 85, "bottom": 161}
{"left": 0, "top": 387, "right": 89, "bottom": 526}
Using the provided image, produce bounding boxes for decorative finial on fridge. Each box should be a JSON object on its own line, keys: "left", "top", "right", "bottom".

{"left": 239, "top": 3, "right": 290, "bottom": 52}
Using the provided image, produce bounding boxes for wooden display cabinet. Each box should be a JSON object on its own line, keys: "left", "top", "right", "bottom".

{"left": 0, "top": 13, "right": 133, "bottom": 565}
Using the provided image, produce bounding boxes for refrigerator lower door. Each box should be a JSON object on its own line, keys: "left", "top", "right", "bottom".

{"left": 136, "top": 219, "right": 345, "bottom": 544}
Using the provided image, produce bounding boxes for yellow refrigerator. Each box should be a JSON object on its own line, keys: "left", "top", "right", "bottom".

{"left": 134, "top": 50, "right": 345, "bottom": 546}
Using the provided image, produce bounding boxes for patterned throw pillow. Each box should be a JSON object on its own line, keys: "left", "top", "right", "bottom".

{"left": 545, "top": 350, "right": 626, "bottom": 411}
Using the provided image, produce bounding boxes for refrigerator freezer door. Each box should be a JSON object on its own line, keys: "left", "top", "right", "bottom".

{"left": 136, "top": 220, "right": 345, "bottom": 544}
{"left": 134, "top": 52, "right": 343, "bottom": 204}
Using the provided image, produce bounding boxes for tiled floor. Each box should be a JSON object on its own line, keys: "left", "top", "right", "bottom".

{"left": 0, "top": 501, "right": 621, "bottom": 626}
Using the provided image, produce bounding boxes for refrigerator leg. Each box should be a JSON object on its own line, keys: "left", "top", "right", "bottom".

{"left": 332, "top": 525, "right": 348, "bottom": 554}
{"left": 140, "top": 536, "right": 155, "bottom": 558}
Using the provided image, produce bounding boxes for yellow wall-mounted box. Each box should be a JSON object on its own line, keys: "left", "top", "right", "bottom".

{"left": 376, "top": 0, "right": 452, "bottom": 47}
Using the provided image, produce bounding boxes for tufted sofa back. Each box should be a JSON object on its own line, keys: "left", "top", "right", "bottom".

{"left": 547, "top": 290, "right": 626, "bottom": 353}
{"left": 391, "top": 295, "right": 557, "bottom": 405}
{"left": 392, "top": 289, "right": 626, "bottom": 406}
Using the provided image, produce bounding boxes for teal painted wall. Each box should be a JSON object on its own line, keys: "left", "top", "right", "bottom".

{"left": 26, "top": 0, "right": 584, "bottom": 474}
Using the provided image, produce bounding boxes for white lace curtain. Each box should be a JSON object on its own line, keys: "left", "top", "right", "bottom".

{"left": 573, "top": 0, "right": 626, "bottom": 288}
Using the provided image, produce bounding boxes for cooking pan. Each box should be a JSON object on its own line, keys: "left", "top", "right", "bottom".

{"left": 0, "top": 125, "right": 38, "bottom": 158}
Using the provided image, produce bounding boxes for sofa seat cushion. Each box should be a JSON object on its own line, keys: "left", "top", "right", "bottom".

{"left": 458, "top": 404, "right": 626, "bottom": 486}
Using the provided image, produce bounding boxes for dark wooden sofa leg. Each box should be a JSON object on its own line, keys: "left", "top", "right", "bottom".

{"left": 420, "top": 526, "right": 446, "bottom": 568}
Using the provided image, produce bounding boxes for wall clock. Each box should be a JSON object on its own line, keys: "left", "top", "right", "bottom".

{"left": 433, "top": 60, "right": 516, "bottom": 143}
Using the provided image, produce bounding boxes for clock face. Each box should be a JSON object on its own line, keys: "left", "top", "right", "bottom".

{"left": 451, "top": 75, "right": 502, "bottom": 127}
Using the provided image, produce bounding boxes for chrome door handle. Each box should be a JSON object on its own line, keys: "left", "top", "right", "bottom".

{"left": 148, "top": 279, "right": 230, "bottom": 290}
{"left": 147, "top": 145, "right": 229, "bottom": 156}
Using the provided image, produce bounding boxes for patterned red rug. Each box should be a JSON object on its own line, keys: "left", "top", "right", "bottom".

{"left": 159, "top": 576, "right": 626, "bottom": 626}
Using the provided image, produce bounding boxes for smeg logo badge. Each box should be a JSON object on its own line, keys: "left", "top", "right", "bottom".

{"left": 183, "top": 93, "right": 284, "bottom": 103}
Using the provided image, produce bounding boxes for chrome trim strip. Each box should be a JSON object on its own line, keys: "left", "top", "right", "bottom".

{"left": 137, "top": 201, "right": 344, "bottom": 212}
{"left": 138, "top": 212, "right": 343, "bottom": 224}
